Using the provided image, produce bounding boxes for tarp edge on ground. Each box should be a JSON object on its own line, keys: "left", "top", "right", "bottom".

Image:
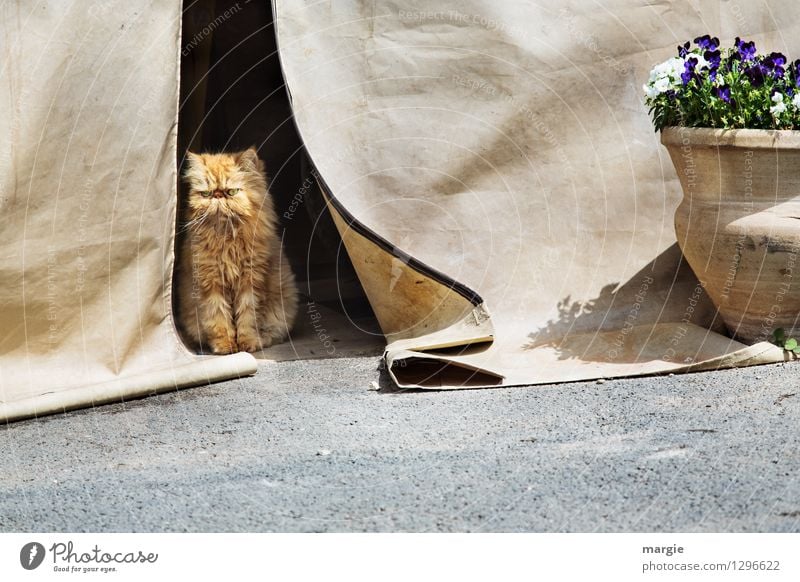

{"left": 0, "top": 353, "right": 257, "bottom": 423}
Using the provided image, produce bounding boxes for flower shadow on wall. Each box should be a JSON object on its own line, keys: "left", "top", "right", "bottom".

{"left": 523, "top": 244, "right": 727, "bottom": 363}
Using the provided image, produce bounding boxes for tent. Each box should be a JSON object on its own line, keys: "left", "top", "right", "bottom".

{"left": 1, "top": 0, "right": 796, "bottom": 422}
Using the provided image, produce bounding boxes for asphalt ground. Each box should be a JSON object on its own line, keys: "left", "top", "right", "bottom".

{"left": 1, "top": 357, "right": 799, "bottom": 532}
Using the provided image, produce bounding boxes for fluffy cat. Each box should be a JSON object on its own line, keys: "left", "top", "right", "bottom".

{"left": 176, "top": 148, "right": 298, "bottom": 354}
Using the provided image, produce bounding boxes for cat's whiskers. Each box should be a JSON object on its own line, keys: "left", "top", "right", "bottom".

{"left": 179, "top": 209, "right": 213, "bottom": 234}
{"left": 178, "top": 218, "right": 201, "bottom": 234}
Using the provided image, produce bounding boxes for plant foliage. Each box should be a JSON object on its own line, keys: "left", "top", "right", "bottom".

{"left": 644, "top": 36, "right": 800, "bottom": 131}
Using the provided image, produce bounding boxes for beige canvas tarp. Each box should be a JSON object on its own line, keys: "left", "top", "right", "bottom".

{"left": 0, "top": 1, "right": 256, "bottom": 422}
{"left": 273, "top": 0, "right": 794, "bottom": 388}
{"left": 2, "top": 1, "right": 798, "bottom": 423}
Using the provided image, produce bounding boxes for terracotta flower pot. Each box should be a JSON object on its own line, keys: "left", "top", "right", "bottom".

{"left": 661, "top": 127, "right": 800, "bottom": 343}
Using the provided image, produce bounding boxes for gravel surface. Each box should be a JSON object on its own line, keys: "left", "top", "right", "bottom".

{"left": 1, "top": 357, "right": 799, "bottom": 532}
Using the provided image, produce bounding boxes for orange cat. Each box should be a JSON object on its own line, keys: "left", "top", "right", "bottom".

{"left": 176, "top": 148, "right": 298, "bottom": 354}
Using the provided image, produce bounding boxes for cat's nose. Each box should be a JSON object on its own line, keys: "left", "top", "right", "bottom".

{"left": 212, "top": 189, "right": 225, "bottom": 198}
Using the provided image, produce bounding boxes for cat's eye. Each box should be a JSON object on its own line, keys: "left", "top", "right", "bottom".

{"left": 226, "top": 188, "right": 240, "bottom": 196}
{"left": 199, "top": 190, "right": 212, "bottom": 197}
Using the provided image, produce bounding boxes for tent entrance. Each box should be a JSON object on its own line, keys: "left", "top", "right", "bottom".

{"left": 176, "top": 0, "right": 383, "bottom": 361}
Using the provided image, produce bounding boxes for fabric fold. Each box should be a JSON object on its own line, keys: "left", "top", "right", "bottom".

{"left": 274, "top": 0, "right": 797, "bottom": 389}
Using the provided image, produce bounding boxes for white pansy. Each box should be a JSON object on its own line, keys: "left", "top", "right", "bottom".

{"left": 667, "top": 57, "right": 685, "bottom": 83}
{"left": 654, "top": 77, "right": 672, "bottom": 94}
{"left": 644, "top": 56, "right": 688, "bottom": 98}
{"left": 649, "top": 57, "right": 683, "bottom": 84}
{"left": 649, "top": 61, "right": 670, "bottom": 81}
{"left": 793, "top": 94, "right": 800, "bottom": 109}
{"left": 643, "top": 84, "right": 660, "bottom": 99}
{"left": 644, "top": 53, "right": 717, "bottom": 99}
{"left": 771, "top": 93, "right": 786, "bottom": 116}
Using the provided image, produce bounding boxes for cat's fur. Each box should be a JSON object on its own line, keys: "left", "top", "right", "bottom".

{"left": 176, "top": 148, "right": 298, "bottom": 354}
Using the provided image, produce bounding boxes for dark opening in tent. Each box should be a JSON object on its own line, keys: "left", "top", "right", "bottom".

{"left": 177, "top": 0, "right": 383, "bottom": 362}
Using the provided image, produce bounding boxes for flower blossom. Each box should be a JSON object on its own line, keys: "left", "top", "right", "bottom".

{"left": 770, "top": 92, "right": 787, "bottom": 116}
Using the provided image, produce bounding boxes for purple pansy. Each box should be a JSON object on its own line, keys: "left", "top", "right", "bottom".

{"left": 713, "top": 85, "right": 731, "bottom": 103}
{"left": 704, "top": 49, "right": 721, "bottom": 79}
{"left": 769, "top": 52, "right": 787, "bottom": 67}
{"left": 763, "top": 52, "right": 787, "bottom": 79}
{"left": 682, "top": 57, "right": 700, "bottom": 85}
{"left": 704, "top": 50, "right": 721, "bottom": 69}
{"left": 734, "top": 37, "right": 757, "bottom": 61}
{"left": 694, "top": 35, "right": 720, "bottom": 51}
{"left": 743, "top": 63, "right": 766, "bottom": 87}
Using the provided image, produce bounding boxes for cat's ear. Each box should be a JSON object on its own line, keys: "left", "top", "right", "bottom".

{"left": 236, "top": 147, "right": 261, "bottom": 172}
{"left": 185, "top": 151, "right": 202, "bottom": 168}
{"left": 182, "top": 152, "right": 203, "bottom": 186}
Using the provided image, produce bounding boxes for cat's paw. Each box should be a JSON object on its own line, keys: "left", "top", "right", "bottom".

{"left": 259, "top": 327, "right": 284, "bottom": 349}
{"left": 237, "top": 336, "right": 260, "bottom": 353}
{"left": 209, "top": 338, "right": 238, "bottom": 355}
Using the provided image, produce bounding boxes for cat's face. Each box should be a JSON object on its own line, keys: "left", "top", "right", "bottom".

{"left": 183, "top": 149, "right": 265, "bottom": 221}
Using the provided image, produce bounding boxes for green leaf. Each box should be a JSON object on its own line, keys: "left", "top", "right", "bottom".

{"left": 793, "top": 346, "right": 800, "bottom": 355}
{"left": 785, "top": 338, "right": 797, "bottom": 351}
{"left": 774, "top": 328, "right": 786, "bottom": 344}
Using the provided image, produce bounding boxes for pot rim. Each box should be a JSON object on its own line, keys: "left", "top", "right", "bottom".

{"left": 661, "top": 126, "right": 800, "bottom": 149}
